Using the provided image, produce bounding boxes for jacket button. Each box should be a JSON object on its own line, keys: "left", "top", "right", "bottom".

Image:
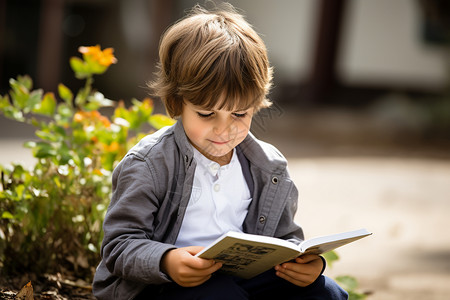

{"left": 271, "top": 176, "right": 278, "bottom": 184}
{"left": 259, "top": 216, "right": 266, "bottom": 224}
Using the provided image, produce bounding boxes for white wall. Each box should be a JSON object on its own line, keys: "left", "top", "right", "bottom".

{"left": 338, "top": 0, "right": 448, "bottom": 91}
{"left": 178, "top": 0, "right": 448, "bottom": 91}
{"left": 226, "top": 0, "right": 319, "bottom": 84}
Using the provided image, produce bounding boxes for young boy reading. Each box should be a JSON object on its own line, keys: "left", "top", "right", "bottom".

{"left": 93, "top": 3, "right": 348, "bottom": 299}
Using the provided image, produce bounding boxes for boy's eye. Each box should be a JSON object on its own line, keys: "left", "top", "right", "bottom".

{"left": 197, "top": 112, "right": 214, "bottom": 118}
{"left": 233, "top": 112, "right": 247, "bottom": 118}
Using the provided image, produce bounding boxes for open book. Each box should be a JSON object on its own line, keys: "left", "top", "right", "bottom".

{"left": 196, "top": 228, "right": 372, "bottom": 279}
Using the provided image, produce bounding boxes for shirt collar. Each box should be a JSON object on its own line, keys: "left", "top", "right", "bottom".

{"left": 193, "top": 147, "right": 237, "bottom": 177}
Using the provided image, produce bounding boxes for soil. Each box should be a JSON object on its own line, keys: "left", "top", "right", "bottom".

{"left": 0, "top": 274, "right": 95, "bottom": 300}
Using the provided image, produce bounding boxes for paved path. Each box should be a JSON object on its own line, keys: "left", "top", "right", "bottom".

{"left": 288, "top": 157, "right": 450, "bottom": 299}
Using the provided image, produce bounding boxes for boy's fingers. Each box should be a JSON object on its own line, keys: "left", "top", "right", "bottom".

{"left": 177, "top": 274, "right": 213, "bottom": 287}
{"left": 275, "top": 267, "right": 311, "bottom": 287}
{"left": 190, "top": 256, "right": 221, "bottom": 270}
{"left": 184, "top": 246, "right": 205, "bottom": 255}
{"left": 180, "top": 247, "right": 222, "bottom": 271}
{"left": 296, "top": 254, "right": 321, "bottom": 263}
{"left": 185, "top": 256, "right": 216, "bottom": 270}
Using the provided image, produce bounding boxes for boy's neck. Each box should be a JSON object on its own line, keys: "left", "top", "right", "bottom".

{"left": 191, "top": 143, "right": 234, "bottom": 166}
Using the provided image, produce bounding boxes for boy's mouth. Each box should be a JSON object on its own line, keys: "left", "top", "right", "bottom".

{"left": 209, "top": 139, "right": 230, "bottom": 145}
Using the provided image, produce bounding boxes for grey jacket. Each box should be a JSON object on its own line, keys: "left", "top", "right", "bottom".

{"left": 92, "top": 120, "right": 304, "bottom": 300}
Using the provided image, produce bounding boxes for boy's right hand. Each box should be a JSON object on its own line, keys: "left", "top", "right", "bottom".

{"left": 161, "top": 246, "right": 223, "bottom": 287}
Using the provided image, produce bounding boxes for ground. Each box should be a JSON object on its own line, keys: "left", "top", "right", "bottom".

{"left": 0, "top": 275, "right": 94, "bottom": 299}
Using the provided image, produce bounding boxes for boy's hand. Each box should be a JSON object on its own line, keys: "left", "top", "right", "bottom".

{"left": 274, "top": 254, "right": 323, "bottom": 287}
{"left": 161, "top": 246, "right": 222, "bottom": 287}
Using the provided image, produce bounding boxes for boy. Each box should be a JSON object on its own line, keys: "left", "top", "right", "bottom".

{"left": 93, "top": 3, "right": 348, "bottom": 299}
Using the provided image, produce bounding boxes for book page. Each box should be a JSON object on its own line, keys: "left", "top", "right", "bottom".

{"left": 299, "top": 228, "right": 372, "bottom": 254}
{"left": 197, "top": 233, "right": 301, "bottom": 279}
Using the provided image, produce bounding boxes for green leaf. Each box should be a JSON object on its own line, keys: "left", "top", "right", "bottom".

{"left": 113, "top": 102, "right": 130, "bottom": 121}
{"left": 347, "top": 291, "right": 367, "bottom": 300}
{"left": 15, "top": 184, "right": 26, "bottom": 199}
{"left": 33, "top": 141, "right": 56, "bottom": 158}
{"left": 2, "top": 106, "right": 25, "bottom": 121}
{"left": 24, "top": 141, "right": 36, "bottom": 149}
{"left": 0, "top": 94, "right": 11, "bottom": 110}
{"left": 149, "top": 114, "right": 175, "bottom": 129}
{"left": 132, "top": 98, "right": 153, "bottom": 116}
{"left": 33, "top": 92, "right": 56, "bottom": 116}
{"left": 1, "top": 211, "right": 14, "bottom": 219}
{"left": 26, "top": 89, "right": 44, "bottom": 113}
{"left": 9, "top": 78, "right": 29, "bottom": 110}
{"left": 9, "top": 77, "right": 20, "bottom": 90}
{"left": 84, "top": 102, "right": 101, "bottom": 111}
{"left": 53, "top": 176, "right": 61, "bottom": 188}
{"left": 54, "top": 124, "right": 67, "bottom": 137}
{"left": 30, "top": 118, "right": 45, "bottom": 128}
{"left": 323, "top": 250, "right": 339, "bottom": 268}
{"left": 58, "top": 84, "right": 73, "bottom": 106}
{"left": 57, "top": 103, "right": 73, "bottom": 119}
{"left": 36, "top": 130, "right": 57, "bottom": 142}
{"left": 70, "top": 57, "right": 90, "bottom": 79}
{"left": 57, "top": 142, "right": 72, "bottom": 165}
{"left": 336, "top": 275, "right": 359, "bottom": 291}
{"left": 17, "top": 75, "right": 33, "bottom": 90}
{"left": 54, "top": 103, "right": 73, "bottom": 128}
{"left": 10, "top": 164, "right": 26, "bottom": 176}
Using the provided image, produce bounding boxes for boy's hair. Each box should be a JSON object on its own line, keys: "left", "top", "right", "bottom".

{"left": 148, "top": 3, "right": 273, "bottom": 118}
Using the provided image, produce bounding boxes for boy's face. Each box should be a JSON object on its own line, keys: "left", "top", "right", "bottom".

{"left": 181, "top": 101, "right": 254, "bottom": 165}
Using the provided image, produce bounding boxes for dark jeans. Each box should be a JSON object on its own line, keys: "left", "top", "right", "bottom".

{"left": 135, "top": 269, "right": 348, "bottom": 300}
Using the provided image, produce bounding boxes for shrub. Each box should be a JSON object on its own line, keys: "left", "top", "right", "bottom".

{"left": 0, "top": 45, "right": 174, "bottom": 280}
{"left": 323, "top": 251, "right": 369, "bottom": 299}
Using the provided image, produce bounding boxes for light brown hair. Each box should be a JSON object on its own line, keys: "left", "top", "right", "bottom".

{"left": 148, "top": 3, "right": 273, "bottom": 118}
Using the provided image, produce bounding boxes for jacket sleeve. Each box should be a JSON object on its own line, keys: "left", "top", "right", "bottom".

{"left": 100, "top": 153, "right": 175, "bottom": 284}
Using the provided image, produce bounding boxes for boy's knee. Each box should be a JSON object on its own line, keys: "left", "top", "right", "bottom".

{"left": 310, "top": 275, "right": 349, "bottom": 300}
{"left": 194, "top": 274, "right": 248, "bottom": 300}
{"left": 158, "top": 274, "right": 248, "bottom": 300}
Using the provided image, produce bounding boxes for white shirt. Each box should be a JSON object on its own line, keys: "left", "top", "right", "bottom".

{"left": 174, "top": 148, "right": 252, "bottom": 247}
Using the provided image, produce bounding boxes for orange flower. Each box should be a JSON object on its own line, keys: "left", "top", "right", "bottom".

{"left": 98, "top": 115, "right": 111, "bottom": 128}
{"left": 74, "top": 110, "right": 110, "bottom": 128}
{"left": 89, "top": 110, "right": 101, "bottom": 119}
{"left": 93, "top": 169, "right": 103, "bottom": 176}
{"left": 73, "top": 111, "right": 85, "bottom": 122}
{"left": 104, "top": 141, "right": 120, "bottom": 153}
{"left": 79, "top": 45, "right": 117, "bottom": 67}
{"left": 142, "top": 98, "right": 154, "bottom": 109}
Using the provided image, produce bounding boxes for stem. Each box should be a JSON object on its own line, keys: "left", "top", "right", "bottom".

{"left": 75, "top": 75, "right": 93, "bottom": 108}
{"left": 85, "top": 76, "right": 93, "bottom": 95}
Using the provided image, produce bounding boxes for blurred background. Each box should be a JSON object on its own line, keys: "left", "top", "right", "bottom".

{"left": 1, "top": 0, "right": 450, "bottom": 298}
{"left": 1, "top": 0, "right": 449, "bottom": 156}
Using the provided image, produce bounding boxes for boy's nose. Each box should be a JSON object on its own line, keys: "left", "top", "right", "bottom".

{"left": 213, "top": 118, "right": 234, "bottom": 137}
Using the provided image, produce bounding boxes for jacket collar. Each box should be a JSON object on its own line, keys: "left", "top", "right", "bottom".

{"left": 238, "top": 132, "right": 287, "bottom": 175}
{"left": 173, "top": 120, "right": 195, "bottom": 170}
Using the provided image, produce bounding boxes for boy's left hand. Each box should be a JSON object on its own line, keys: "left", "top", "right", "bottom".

{"left": 274, "top": 254, "right": 323, "bottom": 287}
